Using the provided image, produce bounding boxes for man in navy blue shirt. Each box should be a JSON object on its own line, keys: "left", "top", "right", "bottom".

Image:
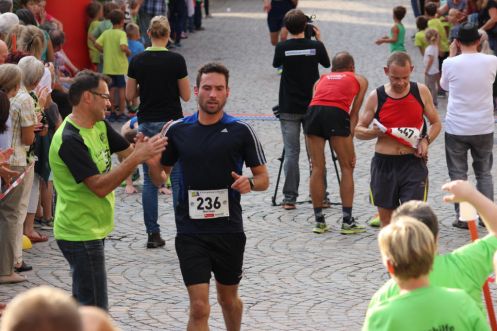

{"left": 149, "top": 63, "right": 269, "bottom": 331}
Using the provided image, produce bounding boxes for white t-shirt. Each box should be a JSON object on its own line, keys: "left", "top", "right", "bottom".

{"left": 440, "top": 52, "right": 497, "bottom": 135}
{"left": 423, "top": 44, "right": 440, "bottom": 75}
{"left": 37, "top": 67, "right": 53, "bottom": 94}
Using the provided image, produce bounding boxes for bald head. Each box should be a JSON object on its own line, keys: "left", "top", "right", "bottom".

{"left": 331, "top": 51, "right": 355, "bottom": 72}
{"left": 0, "top": 39, "right": 8, "bottom": 64}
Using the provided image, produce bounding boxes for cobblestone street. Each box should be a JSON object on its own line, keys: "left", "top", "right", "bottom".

{"left": 2, "top": 0, "right": 497, "bottom": 330}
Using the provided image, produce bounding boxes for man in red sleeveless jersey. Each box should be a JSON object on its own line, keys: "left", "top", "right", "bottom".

{"left": 304, "top": 52, "right": 368, "bottom": 234}
{"left": 356, "top": 52, "right": 441, "bottom": 227}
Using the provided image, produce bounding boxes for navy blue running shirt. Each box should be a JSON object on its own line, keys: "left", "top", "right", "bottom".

{"left": 161, "top": 112, "right": 266, "bottom": 234}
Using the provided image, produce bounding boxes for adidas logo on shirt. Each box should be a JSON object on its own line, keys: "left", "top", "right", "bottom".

{"left": 221, "top": 128, "right": 228, "bottom": 133}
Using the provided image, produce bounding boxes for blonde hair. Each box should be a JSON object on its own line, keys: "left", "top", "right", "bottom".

{"left": 16, "top": 24, "right": 45, "bottom": 59}
{"left": 424, "top": 28, "right": 439, "bottom": 44}
{"left": 0, "top": 64, "right": 21, "bottom": 94}
{"left": 148, "top": 15, "right": 170, "bottom": 39}
{"left": 0, "top": 286, "right": 82, "bottom": 331}
{"left": 125, "top": 22, "right": 139, "bottom": 38}
{"left": 378, "top": 216, "right": 436, "bottom": 281}
{"left": 79, "top": 306, "right": 120, "bottom": 331}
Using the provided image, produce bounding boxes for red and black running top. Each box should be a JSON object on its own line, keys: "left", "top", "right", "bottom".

{"left": 374, "top": 82, "right": 425, "bottom": 132}
{"left": 309, "top": 71, "right": 360, "bottom": 113}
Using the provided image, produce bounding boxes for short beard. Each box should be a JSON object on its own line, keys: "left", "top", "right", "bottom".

{"left": 199, "top": 100, "right": 226, "bottom": 115}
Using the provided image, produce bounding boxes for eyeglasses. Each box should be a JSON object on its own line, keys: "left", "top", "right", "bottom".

{"left": 90, "top": 91, "right": 111, "bottom": 100}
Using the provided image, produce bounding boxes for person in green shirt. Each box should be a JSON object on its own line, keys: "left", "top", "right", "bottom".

{"left": 363, "top": 216, "right": 490, "bottom": 331}
{"left": 368, "top": 180, "right": 497, "bottom": 315}
{"left": 49, "top": 70, "right": 166, "bottom": 310}
{"left": 425, "top": 2, "right": 450, "bottom": 55}
{"left": 375, "top": 6, "right": 406, "bottom": 52}
{"left": 414, "top": 16, "right": 429, "bottom": 55}
{"left": 95, "top": 9, "right": 130, "bottom": 122}
{"left": 86, "top": 1, "right": 103, "bottom": 72}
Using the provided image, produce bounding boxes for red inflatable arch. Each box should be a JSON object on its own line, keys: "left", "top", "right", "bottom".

{"left": 46, "top": 0, "right": 91, "bottom": 69}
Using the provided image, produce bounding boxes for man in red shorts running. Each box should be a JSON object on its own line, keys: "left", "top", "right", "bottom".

{"left": 304, "top": 51, "right": 368, "bottom": 234}
{"left": 355, "top": 51, "right": 441, "bottom": 227}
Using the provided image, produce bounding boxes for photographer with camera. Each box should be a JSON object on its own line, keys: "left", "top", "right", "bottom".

{"left": 272, "top": 9, "right": 330, "bottom": 210}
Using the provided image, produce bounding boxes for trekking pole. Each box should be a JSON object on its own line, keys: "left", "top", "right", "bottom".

{"left": 460, "top": 202, "right": 497, "bottom": 331}
{"left": 271, "top": 148, "right": 284, "bottom": 206}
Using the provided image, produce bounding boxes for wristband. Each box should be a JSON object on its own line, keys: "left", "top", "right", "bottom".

{"left": 424, "top": 135, "right": 431, "bottom": 145}
{"left": 248, "top": 177, "right": 255, "bottom": 190}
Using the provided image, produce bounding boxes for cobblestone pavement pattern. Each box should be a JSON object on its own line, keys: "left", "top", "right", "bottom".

{"left": 2, "top": 0, "right": 497, "bottom": 330}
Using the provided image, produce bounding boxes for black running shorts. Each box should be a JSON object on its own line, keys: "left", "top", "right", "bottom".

{"left": 370, "top": 153, "right": 428, "bottom": 209}
{"left": 267, "top": 1, "right": 294, "bottom": 32}
{"left": 304, "top": 105, "right": 350, "bottom": 138}
{"left": 175, "top": 233, "right": 246, "bottom": 286}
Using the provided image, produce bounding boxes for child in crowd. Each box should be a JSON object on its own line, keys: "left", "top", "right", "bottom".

{"left": 126, "top": 23, "right": 144, "bottom": 61}
{"left": 0, "top": 286, "right": 83, "bottom": 331}
{"left": 363, "top": 217, "right": 489, "bottom": 331}
{"left": 425, "top": 1, "right": 450, "bottom": 95}
{"left": 90, "top": 2, "right": 119, "bottom": 69}
{"left": 79, "top": 306, "right": 119, "bottom": 331}
{"left": 425, "top": 2, "right": 449, "bottom": 64}
{"left": 414, "top": 16, "right": 429, "bottom": 55}
{"left": 95, "top": 9, "right": 130, "bottom": 122}
{"left": 129, "top": 0, "right": 142, "bottom": 24}
{"left": 125, "top": 23, "right": 143, "bottom": 114}
{"left": 424, "top": 29, "right": 440, "bottom": 107}
{"left": 19, "top": 0, "right": 40, "bottom": 23}
{"left": 86, "top": 1, "right": 103, "bottom": 72}
{"left": 447, "top": 8, "right": 463, "bottom": 42}
{"left": 37, "top": 0, "right": 63, "bottom": 30}
{"left": 375, "top": 6, "right": 406, "bottom": 52}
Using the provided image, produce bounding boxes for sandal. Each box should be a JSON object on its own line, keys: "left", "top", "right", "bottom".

{"left": 26, "top": 231, "right": 49, "bottom": 243}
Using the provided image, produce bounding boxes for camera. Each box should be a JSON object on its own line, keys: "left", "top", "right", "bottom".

{"left": 304, "top": 14, "right": 316, "bottom": 39}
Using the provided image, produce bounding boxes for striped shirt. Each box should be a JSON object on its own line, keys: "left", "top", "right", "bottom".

{"left": 161, "top": 112, "right": 266, "bottom": 234}
{"left": 9, "top": 86, "right": 37, "bottom": 166}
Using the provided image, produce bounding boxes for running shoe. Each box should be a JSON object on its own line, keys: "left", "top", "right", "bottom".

{"left": 452, "top": 219, "right": 469, "bottom": 229}
{"left": 313, "top": 222, "right": 329, "bottom": 234}
{"left": 368, "top": 214, "right": 381, "bottom": 228}
{"left": 341, "top": 218, "right": 366, "bottom": 235}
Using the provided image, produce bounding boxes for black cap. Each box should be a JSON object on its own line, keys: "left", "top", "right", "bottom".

{"left": 457, "top": 22, "right": 481, "bottom": 43}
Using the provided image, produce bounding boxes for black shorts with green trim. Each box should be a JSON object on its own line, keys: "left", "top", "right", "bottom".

{"left": 369, "top": 153, "right": 428, "bottom": 209}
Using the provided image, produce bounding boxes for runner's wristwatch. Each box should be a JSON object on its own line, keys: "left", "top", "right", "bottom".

{"left": 423, "top": 135, "right": 431, "bottom": 145}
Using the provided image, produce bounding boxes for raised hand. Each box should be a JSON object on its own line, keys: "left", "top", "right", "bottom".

{"left": 231, "top": 171, "right": 250, "bottom": 194}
